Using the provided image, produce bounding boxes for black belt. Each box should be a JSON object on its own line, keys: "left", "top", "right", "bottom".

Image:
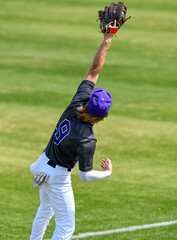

{"left": 47, "top": 160, "right": 71, "bottom": 172}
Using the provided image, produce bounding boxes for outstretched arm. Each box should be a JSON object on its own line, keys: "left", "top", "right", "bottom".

{"left": 84, "top": 34, "right": 113, "bottom": 84}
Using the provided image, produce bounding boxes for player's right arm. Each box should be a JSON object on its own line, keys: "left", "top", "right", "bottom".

{"left": 77, "top": 137, "right": 113, "bottom": 182}
{"left": 79, "top": 158, "right": 112, "bottom": 182}
{"left": 84, "top": 34, "right": 113, "bottom": 85}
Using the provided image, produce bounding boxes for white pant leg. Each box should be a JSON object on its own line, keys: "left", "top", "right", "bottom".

{"left": 30, "top": 152, "right": 75, "bottom": 240}
{"left": 45, "top": 180, "right": 75, "bottom": 240}
{"left": 30, "top": 186, "right": 54, "bottom": 240}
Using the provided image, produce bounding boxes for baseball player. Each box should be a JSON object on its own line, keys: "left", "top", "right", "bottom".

{"left": 30, "top": 32, "right": 113, "bottom": 239}
{"left": 29, "top": 3, "right": 130, "bottom": 238}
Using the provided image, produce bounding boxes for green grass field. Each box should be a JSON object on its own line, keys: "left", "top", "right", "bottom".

{"left": 0, "top": 0, "right": 177, "bottom": 239}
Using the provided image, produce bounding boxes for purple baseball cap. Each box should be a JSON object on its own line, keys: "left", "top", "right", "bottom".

{"left": 88, "top": 88, "right": 112, "bottom": 117}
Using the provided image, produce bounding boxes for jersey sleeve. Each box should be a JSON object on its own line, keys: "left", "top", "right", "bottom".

{"left": 76, "top": 140, "right": 96, "bottom": 172}
{"left": 71, "top": 80, "right": 95, "bottom": 106}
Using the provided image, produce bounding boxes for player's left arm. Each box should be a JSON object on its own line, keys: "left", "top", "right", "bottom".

{"left": 84, "top": 22, "right": 116, "bottom": 85}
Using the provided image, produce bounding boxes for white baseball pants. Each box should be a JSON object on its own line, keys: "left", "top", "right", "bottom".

{"left": 30, "top": 152, "right": 75, "bottom": 240}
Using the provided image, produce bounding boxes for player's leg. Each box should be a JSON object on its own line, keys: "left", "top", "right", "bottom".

{"left": 46, "top": 180, "right": 75, "bottom": 240}
{"left": 30, "top": 185, "right": 54, "bottom": 240}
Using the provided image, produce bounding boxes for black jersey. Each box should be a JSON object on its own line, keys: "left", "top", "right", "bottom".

{"left": 45, "top": 80, "right": 97, "bottom": 172}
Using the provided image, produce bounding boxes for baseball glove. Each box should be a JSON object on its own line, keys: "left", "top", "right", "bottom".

{"left": 33, "top": 172, "right": 50, "bottom": 190}
{"left": 98, "top": 2, "right": 131, "bottom": 36}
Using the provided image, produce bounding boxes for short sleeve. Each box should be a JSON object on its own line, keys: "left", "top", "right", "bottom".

{"left": 77, "top": 140, "right": 96, "bottom": 172}
{"left": 71, "top": 80, "right": 95, "bottom": 105}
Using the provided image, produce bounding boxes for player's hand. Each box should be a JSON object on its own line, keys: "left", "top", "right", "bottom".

{"left": 104, "top": 19, "right": 117, "bottom": 41}
{"left": 101, "top": 157, "right": 112, "bottom": 175}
